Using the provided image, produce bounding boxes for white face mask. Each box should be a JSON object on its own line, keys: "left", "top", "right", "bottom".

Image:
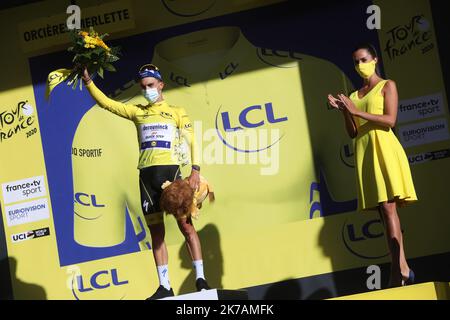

{"left": 142, "top": 87, "right": 160, "bottom": 104}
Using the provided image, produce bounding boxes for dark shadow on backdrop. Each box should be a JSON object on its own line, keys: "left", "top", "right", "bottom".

{"left": 263, "top": 278, "right": 302, "bottom": 300}
{"left": 0, "top": 0, "right": 43, "bottom": 11}
{"left": 317, "top": 213, "right": 394, "bottom": 297}
{"left": 0, "top": 206, "right": 13, "bottom": 300}
{"left": 177, "top": 223, "right": 223, "bottom": 295}
{"left": 7, "top": 257, "right": 47, "bottom": 300}
{"left": 248, "top": 274, "right": 334, "bottom": 300}
{"left": 430, "top": 0, "right": 450, "bottom": 105}
{"left": 262, "top": 278, "right": 333, "bottom": 300}
{"left": 246, "top": 249, "right": 450, "bottom": 300}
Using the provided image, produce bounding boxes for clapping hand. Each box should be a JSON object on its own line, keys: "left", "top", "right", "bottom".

{"left": 337, "top": 94, "right": 359, "bottom": 116}
{"left": 327, "top": 94, "right": 345, "bottom": 111}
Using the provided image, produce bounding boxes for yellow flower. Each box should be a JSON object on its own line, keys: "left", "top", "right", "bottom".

{"left": 79, "top": 30, "right": 111, "bottom": 51}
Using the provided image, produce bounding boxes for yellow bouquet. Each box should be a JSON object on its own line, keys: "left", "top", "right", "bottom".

{"left": 46, "top": 27, "right": 121, "bottom": 99}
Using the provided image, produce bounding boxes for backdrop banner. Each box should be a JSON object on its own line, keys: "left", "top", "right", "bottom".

{"left": 0, "top": 0, "right": 448, "bottom": 299}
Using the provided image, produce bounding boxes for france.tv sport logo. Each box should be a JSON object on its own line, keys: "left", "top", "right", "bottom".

{"left": 2, "top": 175, "right": 46, "bottom": 204}
{"left": 4, "top": 180, "right": 43, "bottom": 197}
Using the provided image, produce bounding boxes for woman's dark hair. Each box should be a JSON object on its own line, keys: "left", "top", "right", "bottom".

{"left": 353, "top": 43, "right": 382, "bottom": 76}
{"left": 353, "top": 43, "right": 378, "bottom": 59}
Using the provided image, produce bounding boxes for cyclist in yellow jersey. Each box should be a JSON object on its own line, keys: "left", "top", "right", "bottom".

{"left": 81, "top": 64, "right": 210, "bottom": 299}
{"left": 327, "top": 43, "right": 417, "bottom": 288}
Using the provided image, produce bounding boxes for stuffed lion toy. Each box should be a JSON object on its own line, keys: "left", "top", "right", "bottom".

{"left": 160, "top": 175, "right": 215, "bottom": 220}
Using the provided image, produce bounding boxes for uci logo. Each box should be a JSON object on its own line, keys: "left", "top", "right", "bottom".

{"left": 257, "top": 48, "right": 303, "bottom": 68}
{"left": 408, "top": 152, "right": 433, "bottom": 165}
{"left": 13, "top": 233, "right": 28, "bottom": 241}
{"left": 70, "top": 268, "right": 128, "bottom": 300}
{"left": 162, "top": 0, "right": 216, "bottom": 17}
{"left": 11, "top": 231, "right": 33, "bottom": 242}
{"left": 342, "top": 217, "right": 389, "bottom": 260}
{"left": 215, "top": 102, "right": 287, "bottom": 152}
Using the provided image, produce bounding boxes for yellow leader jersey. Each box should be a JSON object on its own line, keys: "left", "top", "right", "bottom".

{"left": 85, "top": 81, "right": 199, "bottom": 169}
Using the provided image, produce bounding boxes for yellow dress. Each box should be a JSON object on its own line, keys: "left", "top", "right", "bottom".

{"left": 349, "top": 80, "right": 418, "bottom": 211}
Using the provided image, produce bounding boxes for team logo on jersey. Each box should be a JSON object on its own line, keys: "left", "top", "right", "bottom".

{"left": 162, "top": 0, "right": 216, "bottom": 17}
{"left": 160, "top": 111, "right": 174, "bottom": 119}
{"left": 215, "top": 102, "right": 287, "bottom": 153}
{"left": 256, "top": 48, "right": 303, "bottom": 68}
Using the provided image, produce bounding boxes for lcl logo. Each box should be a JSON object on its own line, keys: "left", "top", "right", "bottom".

{"left": 70, "top": 268, "right": 129, "bottom": 300}
{"left": 219, "top": 62, "right": 239, "bottom": 80}
{"left": 221, "top": 103, "right": 288, "bottom": 132}
{"left": 260, "top": 48, "right": 303, "bottom": 60}
{"left": 215, "top": 103, "right": 287, "bottom": 153}
{"left": 74, "top": 193, "right": 105, "bottom": 207}
{"left": 170, "top": 72, "right": 190, "bottom": 87}
{"left": 257, "top": 48, "right": 303, "bottom": 68}
{"left": 342, "top": 218, "right": 390, "bottom": 260}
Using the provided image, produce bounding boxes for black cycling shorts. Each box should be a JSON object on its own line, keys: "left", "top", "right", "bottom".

{"left": 139, "top": 165, "right": 181, "bottom": 225}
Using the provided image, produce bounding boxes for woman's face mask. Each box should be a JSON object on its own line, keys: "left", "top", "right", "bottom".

{"left": 142, "top": 87, "right": 160, "bottom": 104}
{"left": 355, "top": 60, "right": 377, "bottom": 79}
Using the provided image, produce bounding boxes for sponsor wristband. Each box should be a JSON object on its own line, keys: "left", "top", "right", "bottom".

{"left": 192, "top": 165, "right": 200, "bottom": 172}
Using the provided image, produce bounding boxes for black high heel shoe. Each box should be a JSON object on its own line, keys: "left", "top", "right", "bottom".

{"left": 402, "top": 269, "right": 415, "bottom": 286}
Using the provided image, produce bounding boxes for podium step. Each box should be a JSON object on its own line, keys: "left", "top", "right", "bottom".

{"left": 330, "top": 282, "right": 450, "bottom": 300}
{"left": 161, "top": 289, "right": 248, "bottom": 300}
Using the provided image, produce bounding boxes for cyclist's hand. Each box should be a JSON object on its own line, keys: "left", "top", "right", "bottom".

{"left": 81, "top": 67, "right": 92, "bottom": 84}
{"left": 188, "top": 170, "right": 200, "bottom": 192}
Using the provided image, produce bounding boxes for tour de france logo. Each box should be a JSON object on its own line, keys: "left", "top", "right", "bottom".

{"left": 0, "top": 100, "right": 37, "bottom": 143}
{"left": 384, "top": 14, "right": 434, "bottom": 61}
